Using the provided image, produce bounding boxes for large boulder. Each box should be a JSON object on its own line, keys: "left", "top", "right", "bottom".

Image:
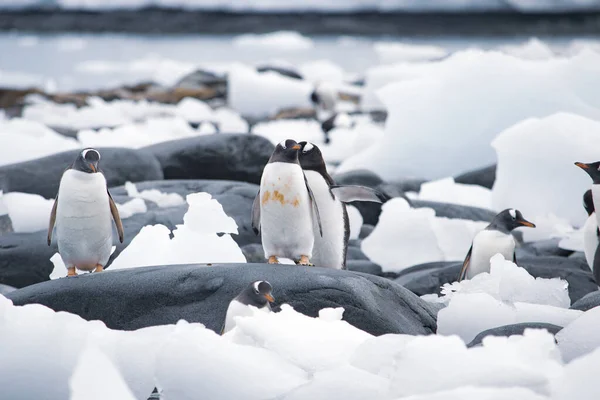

{"left": 398, "top": 257, "right": 598, "bottom": 303}
{"left": 7, "top": 264, "right": 439, "bottom": 336}
{"left": 467, "top": 322, "right": 563, "bottom": 348}
{"left": 0, "top": 148, "right": 163, "bottom": 198}
{"left": 144, "top": 134, "right": 273, "bottom": 185}
{"left": 570, "top": 290, "right": 600, "bottom": 311}
{"left": 410, "top": 200, "right": 497, "bottom": 223}
{"left": 454, "top": 164, "right": 496, "bottom": 189}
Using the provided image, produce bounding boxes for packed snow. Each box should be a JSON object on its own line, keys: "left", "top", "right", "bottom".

{"left": 373, "top": 42, "right": 448, "bottom": 64}
{"left": 233, "top": 31, "right": 314, "bottom": 51}
{"left": 492, "top": 113, "right": 600, "bottom": 227}
{"left": 124, "top": 181, "right": 185, "bottom": 208}
{"left": 109, "top": 192, "right": 245, "bottom": 269}
{"left": 1, "top": 191, "right": 54, "bottom": 233}
{"left": 362, "top": 198, "right": 488, "bottom": 272}
{"left": 408, "top": 177, "right": 493, "bottom": 210}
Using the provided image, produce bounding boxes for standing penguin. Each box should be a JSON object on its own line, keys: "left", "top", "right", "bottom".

{"left": 221, "top": 280, "right": 275, "bottom": 335}
{"left": 298, "top": 141, "right": 384, "bottom": 269}
{"left": 252, "top": 139, "right": 322, "bottom": 265}
{"left": 575, "top": 161, "right": 600, "bottom": 229}
{"left": 458, "top": 208, "right": 535, "bottom": 281}
{"left": 47, "top": 148, "right": 124, "bottom": 277}
{"left": 582, "top": 189, "right": 599, "bottom": 272}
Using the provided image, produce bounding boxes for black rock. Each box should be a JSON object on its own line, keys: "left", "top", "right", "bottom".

{"left": 517, "top": 238, "right": 573, "bottom": 259}
{"left": 0, "top": 283, "right": 16, "bottom": 295}
{"left": 411, "top": 200, "right": 497, "bottom": 223}
{"left": 570, "top": 290, "right": 600, "bottom": 311}
{"left": 256, "top": 65, "right": 303, "bottom": 80}
{"left": 175, "top": 69, "right": 226, "bottom": 90}
{"left": 382, "top": 179, "right": 426, "bottom": 194}
{"left": 359, "top": 224, "right": 375, "bottom": 239}
{"left": 467, "top": 322, "right": 563, "bottom": 348}
{"left": 7, "top": 264, "right": 439, "bottom": 336}
{"left": 455, "top": 164, "right": 497, "bottom": 189}
{"left": 399, "top": 256, "right": 598, "bottom": 303}
{"left": 144, "top": 134, "right": 273, "bottom": 185}
{"left": 241, "top": 244, "right": 266, "bottom": 263}
{"left": 0, "top": 213, "right": 13, "bottom": 235}
{"left": 346, "top": 260, "right": 382, "bottom": 276}
{"left": 333, "top": 170, "right": 384, "bottom": 188}
{"left": 0, "top": 148, "right": 163, "bottom": 198}
{"left": 346, "top": 246, "right": 369, "bottom": 261}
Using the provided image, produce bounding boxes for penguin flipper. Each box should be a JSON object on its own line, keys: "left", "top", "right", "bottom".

{"left": 330, "top": 185, "right": 386, "bottom": 203}
{"left": 593, "top": 242, "right": 600, "bottom": 286}
{"left": 107, "top": 191, "right": 124, "bottom": 243}
{"left": 47, "top": 195, "right": 58, "bottom": 246}
{"left": 251, "top": 191, "right": 261, "bottom": 235}
{"left": 304, "top": 174, "right": 323, "bottom": 237}
{"left": 513, "top": 252, "right": 517, "bottom": 264}
{"left": 458, "top": 245, "right": 473, "bottom": 282}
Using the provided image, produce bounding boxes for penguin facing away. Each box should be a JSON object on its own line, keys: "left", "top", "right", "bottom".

{"left": 47, "top": 148, "right": 124, "bottom": 277}
{"left": 298, "top": 141, "right": 385, "bottom": 269}
{"left": 581, "top": 189, "right": 599, "bottom": 273}
{"left": 221, "top": 281, "right": 275, "bottom": 335}
{"left": 252, "top": 139, "right": 323, "bottom": 266}
{"left": 458, "top": 208, "right": 535, "bottom": 282}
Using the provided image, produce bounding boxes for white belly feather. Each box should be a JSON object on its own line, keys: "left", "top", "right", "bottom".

{"left": 304, "top": 170, "right": 346, "bottom": 269}
{"left": 467, "top": 230, "right": 516, "bottom": 279}
{"left": 259, "top": 162, "right": 315, "bottom": 260}
{"left": 583, "top": 213, "right": 598, "bottom": 271}
{"left": 55, "top": 170, "right": 114, "bottom": 269}
{"left": 223, "top": 300, "right": 270, "bottom": 334}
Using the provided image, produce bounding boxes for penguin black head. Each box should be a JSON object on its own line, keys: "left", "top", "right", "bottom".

{"left": 584, "top": 189, "right": 595, "bottom": 216}
{"left": 575, "top": 161, "right": 600, "bottom": 184}
{"left": 72, "top": 148, "right": 101, "bottom": 173}
{"left": 310, "top": 90, "right": 320, "bottom": 105}
{"left": 236, "top": 281, "right": 275, "bottom": 308}
{"left": 488, "top": 208, "right": 536, "bottom": 233}
{"left": 269, "top": 139, "right": 302, "bottom": 164}
{"left": 298, "top": 141, "right": 334, "bottom": 185}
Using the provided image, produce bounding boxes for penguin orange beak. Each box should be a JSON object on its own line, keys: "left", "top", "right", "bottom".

{"left": 575, "top": 162, "right": 590, "bottom": 169}
{"left": 518, "top": 219, "right": 536, "bottom": 228}
{"left": 89, "top": 163, "right": 96, "bottom": 172}
{"left": 264, "top": 293, "right": 275, "bottom": 303}
{"left": 292, "top": 144, "right": 301, "bottom": 150}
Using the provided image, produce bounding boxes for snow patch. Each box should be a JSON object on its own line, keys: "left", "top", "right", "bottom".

{"left": 124, "top": 181, "right": 185, "bottom": 208}
{"left": 233, "top": 31, "right": 314, "bottom": 50}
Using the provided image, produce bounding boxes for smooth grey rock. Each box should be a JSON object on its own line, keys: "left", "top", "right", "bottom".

{"left": 455, "top": 164, "right": 496, "bottom": 190}
{"left": 399, "top": 257, "right": 598, "bottom": 303}
{"left": 333, "top": 169, "right": 384, "bottom": 188}
{"left": 241, "top": 244, "right": 266, "bottom": 263}
{"left": 0, "top": 214, "right": 13, "bottom": 235}
{"left": 0, "top": 283, "right": 16, "bottom": 295}
{"left": 256, "top": 65, "right": 303, "bottom": 80}
{"left": 571, "top": 290, "right": 600, "bottom": 311}
{"left": 0, "top": 148, "right": 163, "bottom": 198}
{"left": 346, "top": 246, "right": 369, "bottom": 261}
{"left": 346, "top": 260, "right": 382, "bottom": 276}
{"left": 517, "top": 238, "right": 573, "bottom": 259}
{"left": 411, "top": 200, "right": 497, "bottom": 223}
{"left": 467, "top": 323, "right": 562, "bottom": 348}
{"left": 7, "top": 264, "right": 439, "bottom": 336}
{"left": 359, "top": 224, "right": 375, "bottom": 239}
{"left": 144, "top": 134, "right": 273, "bottom": 185}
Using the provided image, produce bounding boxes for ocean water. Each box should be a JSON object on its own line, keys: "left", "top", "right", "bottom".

{"left": 0, "top": 32, "right": 592, "bottom": 92}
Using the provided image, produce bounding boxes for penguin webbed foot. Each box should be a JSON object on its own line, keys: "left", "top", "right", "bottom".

{"left": 297, "top": 255, "right": 313, "bottom": 266}
{"left": 94, "top": 264, "right": 104, "bottom": 273}
{"left": 268, "top": 256, "right": 280, "bottom": 264}
{"left": 67, "top": 267, "right": 78, "bottom": 277}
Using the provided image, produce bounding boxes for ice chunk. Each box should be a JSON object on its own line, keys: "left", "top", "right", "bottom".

{"left": 361, "top": 198, "right": 487, "bottom": 272}
{"left": 228, "top": 64, "right": 313, "bottom": 118}
{"left": 176, "top": 97, "right": 214, "bottom": 124}
{"left": 50, "top": 252, "right": 68, "bottom": 279}
{"left": 0, "top": 118, "right": 79, "bottom": 166}
{"left": 396, "top": 387, "right": 548, "bottom": 400}
{"left": 498, "top": 38, "right": 555, "bottom": 60}
{"left": 2, "top": 192, "right": 54, "bottom": 233}
{"left": 518, "top": 213, "right": 574, "bottom": 243}
{"left": 70, "top": 346, "right": 136, "bottom": 400}
{"left": 213, "top": 107, "right": 249, "bottom": 133}
{"left": 116, "top": 198, "right": 148, "bottom": 219}
{"left": 350, "top": 333, "right": 417, "bottom": 377}
{"left": 232, "top": 31, "right": 313, "bottom": 50}
{"left": 413, "top": 177, "right": 493, "bottom": 210}
{"left": 493, "top": 113, "right": 600, "bottom": 226}
{"left": 556, "top": 306, "right": 600, "bottom": 362}
{"left": 299, "top": 59, "right": 345, "bottom": 83}
{"left": 124, "top": 181, "right": 185, "bottom": 208}
{"left": 339, "top": 50, "right": 600, "bottom": 181}
{"left": 109, "top": 193, "right": 244, "bottom": 269}
{"left": 374, "top": 42, "right": 448, "bottom": 63}
{"left": 346, "top": 205, "right": 363, "bottom": 240}
{"left": 552, "top": 347, "right": 600, "bottom": 400}
{"left": 252, "top": 119, "right": 323, "bottom": 146}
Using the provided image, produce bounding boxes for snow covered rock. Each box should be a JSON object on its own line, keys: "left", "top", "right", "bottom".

{"left": 8, "top": 264, "right": 439, "bottom": 336}
{"left": 339, "top": 49, "right": 600, "bottom": 181}
{"left": 492, "top": 113, "right": 600, "bottom": 227}
{"left": 570, "top": 291, "right": 600, "bottom": 311}
{"left": 556, "top": 306, "right": 600, "bottom": 362}
{"left": 467, "top": 323, "right": 563, "bottom": 348}
{"left": 454, "top": 164, "right": 497, "bottom": 189}
{"left": 0, "top": 147, "right": 162, "bottom": 198}
{"left": 144, "top": 133, "right": 273, "bottom": 185}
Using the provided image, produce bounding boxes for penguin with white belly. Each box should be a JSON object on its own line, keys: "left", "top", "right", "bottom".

{"left": 252, "top": 139, "right": 322, "bottom": 266}
{"left": 47, "top": 148, "right": 124, "bottom": 277}
{"left": 221, "top": 280, "right": 275, "bottom": 335}
{"left": 298, "top": 141, "right": 385, "bottom": 269}
{"left": 581, "top": 189, "right": 599, "bottom": 273}
{"left": 458, "top": 208, "right": 535, "bottom": 282}
{"left": 575, "top": 161, "right": 600, "bottom": 284}
{"left": 575, "top": 161, "right": 600, "bottom": 231}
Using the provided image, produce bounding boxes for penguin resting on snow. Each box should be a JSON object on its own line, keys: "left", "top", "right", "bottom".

{"left": 298, "top": 141, "right": 384, "bottom": 269}
{"left": 252, "top": 139, "right": 322, "bottom": 265}
{"left": 221, "top": 281, "right": 275, "bottom": 335}
{"left": 458, "top": 208, "right": 535, "bottom": 282}
{"left": 47, "top": 148, "right": 124, "bottom": 277}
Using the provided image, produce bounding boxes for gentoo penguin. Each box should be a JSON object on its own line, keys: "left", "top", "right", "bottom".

{"left": 47, "top": 148, "right": 124, "bottom": 277}
{"left": 310, "top": 82, "right": 339, "bottom": 144}
{"left": 575, "top": 161, "right": 600, "bottom": 229}
{"left": 252, "top": 139, "right": 322, "bottom": 265}
{"left": 298, "top": 141, "right": 384, "bottom": 269}
{"left": 582, "top": 189, "right": 599, "bottom": 272}
{"left": 221, "top": 281, "right": 275, "bottom": 335}
{"left": 458, "top": 208, "right": 535, "bottom": 281}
